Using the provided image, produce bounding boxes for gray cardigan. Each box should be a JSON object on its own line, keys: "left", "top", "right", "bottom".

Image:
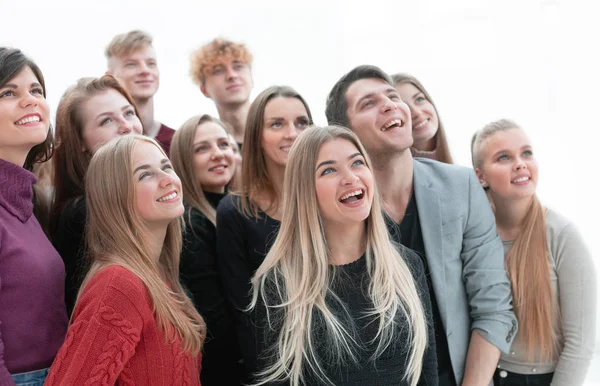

{"left": 412, "top": 158, "right": 517, "bottom": 383}
{"left": 498, "top": 208, "right": 597, "bottom": 385}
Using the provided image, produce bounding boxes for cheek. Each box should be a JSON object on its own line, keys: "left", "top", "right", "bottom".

{"left": 135, "top": 185, "right": 155, "bottom": 215}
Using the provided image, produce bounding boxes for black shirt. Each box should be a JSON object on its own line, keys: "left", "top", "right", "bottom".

{"left": 255, "top": 249, "right": 438, "bottom": 385}
{"left": 387, "top": 189, "right": 456, "bottom": 386}
{"left": 216, "top": 195, "right": 280, "bottom": 380}
{"left": 180, "top": 191, "right": 243, "bottom": 385}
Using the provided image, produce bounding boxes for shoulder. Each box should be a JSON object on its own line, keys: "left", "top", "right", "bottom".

{"left": 216, "top": 194, "right": 243, "bottom": 216}
{"left": 159, "top": 123, "right": 175, "bottom": 134}
{"left": 61, "top": 197, "right": 87, "bottom": 220}
{"left": 414, "top": 158, "right": 474, "bottom": 186}
{"left": 545, "top": 207, "right": 576, "bottom": 236}
{"left": 544, "top": 207, "right": 589, "bottom": 260}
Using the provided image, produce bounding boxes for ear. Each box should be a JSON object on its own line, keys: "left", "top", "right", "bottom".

{"left": 200, "top": 83, "right": 211, "bottom": 99}
{"left": 474, "top": 168, "right": 488, "bottom": 188}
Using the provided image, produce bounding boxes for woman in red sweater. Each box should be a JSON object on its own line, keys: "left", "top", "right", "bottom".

{"left": 46, "top": 135, "right": 206, "bottom": 385}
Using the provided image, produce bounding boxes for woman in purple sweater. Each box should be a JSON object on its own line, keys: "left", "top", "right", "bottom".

{"left": 0, "top": 47, "right": 68, "bottom": 386}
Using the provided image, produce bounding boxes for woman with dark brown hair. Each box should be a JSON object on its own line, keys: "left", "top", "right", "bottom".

{"left": 0, "top": 47, "right": 67, "bottom": 386}
{"left": 51, "top": 75, "right": 143, "bottom": 314}
{"left": 392, "top": 73, "right": 453, "bottom": 164}
{"left": 216, "top": 85, "right": 313, "bottom": 381}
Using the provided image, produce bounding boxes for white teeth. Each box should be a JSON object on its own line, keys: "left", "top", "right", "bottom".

{"left": 16, "top": 116, "right": 40, "bottom": 125}
{"left": 414, "top": 120, "right": 427, "bottom": 129}
{"left": 381, "top": 119, "right": 403, "bottom": 131}
{"left": 338, "top": 189, "right": 363, "bottom": 202}
{"left": 281, "top": 147, "right": 291, "bottom": 152}
{"left": 211, "top": 166, "right": 225, "bottom": 171}
{"left": 157, "top": 192, "right": 177, "bottom": 202}
{"left": 512, "top": 176, "right": 529, "bottom": 183}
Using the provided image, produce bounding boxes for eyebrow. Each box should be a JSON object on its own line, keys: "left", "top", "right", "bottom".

{"left": 2, "top": 82, "right": 43, "bottom": 90}
{"left": 491, "top": 145, "right": 531, "bottom": 158}
{"left": 133, "top": 158, "right": 169, "bottom": 174}
{"left": 316, "top": 152, "right": 362, "bottom": 170}
{"left": 354, "top": 87, "right": 398, "bottom": 108}
{"left": 95, "top": 105, "right": 134, "bottom": 120}
{"left": 193, "top": 136, "right": 229, "bottom": 146}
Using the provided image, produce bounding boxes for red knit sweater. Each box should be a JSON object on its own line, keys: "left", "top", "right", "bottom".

{"left": 45, "top": 265, "right": 201, "bottom": 385}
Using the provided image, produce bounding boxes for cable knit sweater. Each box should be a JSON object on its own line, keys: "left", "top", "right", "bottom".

{"left": 0, "top": 158, "right": 67, "bottom": 386}
{"left": 45, "top": 265, "right": 202, "bottom": 386}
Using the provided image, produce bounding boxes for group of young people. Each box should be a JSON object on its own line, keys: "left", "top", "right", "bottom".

{"left": 0, "top": 29, "right": 596, "bottom": 386}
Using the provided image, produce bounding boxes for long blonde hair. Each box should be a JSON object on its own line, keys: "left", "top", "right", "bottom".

{"left": 81, "top": 134, "right": 205, "bottom": 354}
{"left": 250, "top": 125, "right": 427, "bottom": 386}
{"left": 471, "top": 119, "right": 553, "bottom": 361}
{"left": 170, "top": 114, "right": 234, "bottom": 225}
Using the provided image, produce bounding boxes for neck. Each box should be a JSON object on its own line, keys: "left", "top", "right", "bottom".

{"left": 143, "top": 224, "right": 168, "bottom": 264}
{"left": 0, "top": 149, "right": 27, "bottom": 168}
{"left": 203, "top": 185, "right": 226, "bottom": 194}
{"left": 371, "top": 149, "right": 414, "bottom": 221}
{"left": 413, "top": 136, "right": 436, "bottom": 152}
{"left": 325, "top": 221, "right": 366, "bottom": 265}
{"left": 492, "top": 195, "right": 533, "bottom": 241}
{"left": 258, "top": 161, "right": 286, "bottom": 220}
{"left": 216, "top": 101, "right": 250, "bottom": 144}
{"left": 136, "top": 97, "right": 161, "bottom": 138}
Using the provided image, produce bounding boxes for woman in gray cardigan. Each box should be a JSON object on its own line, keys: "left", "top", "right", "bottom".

{"left": 471, "top": 119, "right": 597, "bottom": 386}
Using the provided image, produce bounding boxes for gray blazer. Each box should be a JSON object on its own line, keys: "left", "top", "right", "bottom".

{"left": 412, "top": 158, "right": 517, "bottom": 383}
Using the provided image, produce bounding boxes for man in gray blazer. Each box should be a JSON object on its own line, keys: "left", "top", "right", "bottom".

{"left": 325, "top": 65, "right": 517, "bottom": 386}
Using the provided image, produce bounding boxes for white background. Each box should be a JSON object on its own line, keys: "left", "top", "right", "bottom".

{"left": 2, "top": 0, "right": 599, "bottom": 382}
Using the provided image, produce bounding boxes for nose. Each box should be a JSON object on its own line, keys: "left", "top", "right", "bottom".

{"left": 341, "top": 168, "right": 360, "bottom": 185}
{"left": 225, "top": 66, "right": 238, "bottom": 80}
{"left": 284, "top": 122, "right": 300, "bottom": 140}
{"left": 381, "top": 96, "right": 398, "bottom": 113}
{"left": 159, "top": 170, "right": 177, "bottom": 188}
{"left": 19, "top": 92, "right": 38, "bottom": 108}
{"left": 117, "top": 118, "right": 134, "bottom": 135}
{"left": 514, "top": 156, "right": 527, "bottom": 170}
{"left": 210, "top": 145, "right": 225, "bottom": 160}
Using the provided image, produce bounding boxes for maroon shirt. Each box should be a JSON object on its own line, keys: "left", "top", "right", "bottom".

{"left": 155, "top": 124, "right": 175, "bottom": 156}
{"left": 0, "top": 158, "right": 67, "bottom": 382}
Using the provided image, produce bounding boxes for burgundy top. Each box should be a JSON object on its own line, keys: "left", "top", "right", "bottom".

{"left": 0, "top": 158, "right": 68, "bottom": 384}
{"left": 155, "top": 123, "right": 175, "bottom": 156}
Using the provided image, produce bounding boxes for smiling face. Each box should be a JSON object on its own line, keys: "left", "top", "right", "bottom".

{"left": 395, "top": 82, "right": 439, "bottom": 151}
{"left": 201, "top": 58, "right": 253, "bottom": 107}
{"left": 261, "top": 96, "right": 310, "bottom": 168}
{"left": 132, "top": 141, "right": 184, "bottom": 227}
{"left": 314, "top": 138, "right": 374, "bottom": 227}
{"left": 475, "top": 128, "right": 538, "bottom": 202}
{"left": 192, "top": 121, "right": 235, "bottom": 193}
{"left": 0, "top": 66, "right": 50, "bottom": 164}
{"left": 80, "top": 89, "right": 143, "bottom": 154}
{"left": 109, "top": 44, "right": 159, "bottom": 102}
{"left": 344, "top": 78, "right": 413, "bottom": 156}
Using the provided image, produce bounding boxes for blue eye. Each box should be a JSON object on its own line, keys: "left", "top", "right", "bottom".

{"left": 101, "top": 117, "right": 112, "bottom": 126}
{"left": 523, "top": 150, "right": 533, "bottom": 157}
{"left": 219, "top": 141, "right": 230, "bottom": 148}
{"left": 362, "top": 100, "right": 374, "bottom": 109}
{"left": 32, "top": 88, "right": 44, "bottom": 95}
{"left": 497, "top": 155, "right": 509, "bottom": 161}
{"left": 125, "top": 109, "right": 136, "bottom": 117}
{"left": 415, "top": 96, "right": 426, "bottom": 103}
{"left": 352, "top": 159, "right": 365, "bottom": 167}
{"left": 195, "top": 145, "right": 208, "bottom": 153}
{"left": 271, "top": 121, "right": 282, "bottom": 128}
{"left": 0, "top": 90, "right": 15, "bottom": 98}
{"left": 139, "top": 172, "right": 151, "bottom": 180}
{"left": 162, "top": 164, "right": 173, "bottom": 172}
{"left": 321, "top": 167, "right": 334, "bottom": 176}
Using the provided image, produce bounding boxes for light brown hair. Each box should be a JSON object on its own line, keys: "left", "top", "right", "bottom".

{"left": 239, "top": 85, "right": 313, "bottom": 218}
{"left": 391, "top": 73, "right": 454, "bottom": 164}
{"left": 471, "top": 119, "right": 553, "bottom": 361}
{"left": 82, "top": 134, "right": 205, "bottom": 354}
{"left": 105, "top": 30, "right": 153, "bottom": 60}
{"left": 189, "top": 38, "right": 253, "bottom": 86}
{"left": 51, "top": 75, "right": 140, "bottom": 234}
{"left": 170, "top": 114, "right": 234, "bottom": 225}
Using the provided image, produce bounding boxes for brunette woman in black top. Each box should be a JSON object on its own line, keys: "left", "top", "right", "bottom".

{"left": 170, "top": 114, "right": 242, "bottom": 385}
{"left": 216, "top": 85, "right": 313, "bottom": 380}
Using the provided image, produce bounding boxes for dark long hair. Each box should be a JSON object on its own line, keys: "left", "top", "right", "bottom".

{"left": 0, "top": 47, "right": 53, "bottom": 170}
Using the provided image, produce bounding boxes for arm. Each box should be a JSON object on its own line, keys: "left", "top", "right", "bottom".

{"left": 550, "top": 221, "right": 597, "bottom": 386}
{"left": 0, "top": 332, "right": 16, "bottom": 386}
{"left": 461, "top": 171, "right": 517, "bottom": 385}
{"left": 215, "top": 197, "right": 258, "bottom": 377}
{"left": 45, "top": 274, "right": 143, "bottom": 385}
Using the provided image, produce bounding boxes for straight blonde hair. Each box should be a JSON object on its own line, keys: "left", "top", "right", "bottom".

{"left": 170, "top": 114, "right": 234, "bottom": 225}
{"left": 250, "top": 125, "right": 427, "bottom": 386}
{"left": 471, "top": 119, "right": 553, "bottom": 361}
{"left": 81, "top": 135, "right": 205, "bottom": 354}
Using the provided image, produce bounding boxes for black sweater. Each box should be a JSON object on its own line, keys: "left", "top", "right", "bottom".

{"left": 180, "top": 192, "right": 243, "bottom": 385}
{"left": 215, "top": 194, "right": 280, "bottom": 380}
{"left": 254, "top": 247, "right": 439, "bottom": 386}
{"left": 52, "top": 197, "right": 87, "bottom": 316}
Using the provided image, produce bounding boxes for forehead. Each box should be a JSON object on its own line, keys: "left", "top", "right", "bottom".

{"left": 264, "top": 96, "right": 307, "bottom": 117}
{"left": 395, "top": 82, "right": 421, "bottom": 96}
{"left": 82, "top": 89, "right": 128, "bottom": 114}
{"left": 317, "top": 138, "right": 360, "bottom": 160}
{"left": 132, "top": 141, "right": 164, "bottom": 166}
{"left": 482, "top": 128, "right": 531, "bottom": 152}
{"left": 209, "top": 57, "right": 247, "bottom": 68}
{"left": 4, "top": 66, "right": 40, "bottom": 87}
{"left": 345, "top": 78, "right": 394, "bottom": 105}
{"left": 194, "top": 121, "right": 228, "bottom": 141}
{"left": 117, "top": 44, "right": 156, "bottom": 61}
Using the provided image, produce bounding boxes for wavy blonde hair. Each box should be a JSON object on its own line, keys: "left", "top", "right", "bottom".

{"left": 471, "top": 119, "right": 553, "bottom": 361}
{"left": 80, "top": 134, "right": 205, "bottom": 354}
{"left": 170, "top": 114, "right": 234, "bottom": 225}
{"left": 250, "top": 125, "right": 427, "bottom": 386}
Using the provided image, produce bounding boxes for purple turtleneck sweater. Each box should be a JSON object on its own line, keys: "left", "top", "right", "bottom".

{"left": 0, "top": 158, "right": 67, "bottom": 384}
